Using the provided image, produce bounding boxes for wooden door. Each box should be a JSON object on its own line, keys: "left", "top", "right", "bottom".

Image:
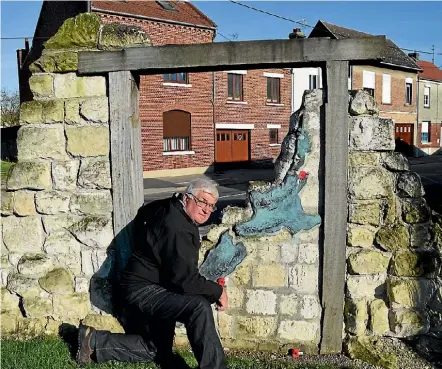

{"left": 395, "top": 123, "right": 413, "bottom": 146}
{"left": 215, "top": 130, "right": 250, "bottom": 163}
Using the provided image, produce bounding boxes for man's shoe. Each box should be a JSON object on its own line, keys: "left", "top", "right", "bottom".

{"left": 76, "top": 324, "right": 96, "bottom": 366}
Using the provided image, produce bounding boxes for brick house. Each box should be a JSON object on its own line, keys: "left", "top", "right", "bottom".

{"left": 18, "top": 1, "right": 291, "bottom": 176}
{"left": 415, "top": 58, "right": 442, "bottom": 155}
{"left": 308, "top": 21, "right": 422, "bottom": 156}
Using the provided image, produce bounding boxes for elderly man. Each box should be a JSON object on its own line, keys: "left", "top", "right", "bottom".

{"left": 76, "top": 178, "right": 228, "bottom": 369}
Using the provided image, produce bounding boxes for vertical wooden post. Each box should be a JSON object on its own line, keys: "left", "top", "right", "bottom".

{"left": 109, "top": 71, "right": 144, "bottom": 277}
{"left": 320, "top": 60, "right": 349, "bottom": 354}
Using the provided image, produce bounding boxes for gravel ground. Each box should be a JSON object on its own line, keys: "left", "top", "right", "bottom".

{"left": 223, "top": 337, "right": 438, "bottom": 369}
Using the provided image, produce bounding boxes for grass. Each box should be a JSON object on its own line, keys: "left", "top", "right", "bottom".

{"left": 1, "top": 338, "right": 342, "bottom": 369}
{"left": 1, "top": 160, "right": 13, "bottom": 181}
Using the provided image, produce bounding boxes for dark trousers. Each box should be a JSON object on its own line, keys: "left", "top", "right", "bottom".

{"left": 93, "top": 284, "right": 227, "bottom": 369}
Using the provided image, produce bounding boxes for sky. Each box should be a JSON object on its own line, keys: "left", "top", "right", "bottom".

{"left": 1, "top": 1, "right": 442, "bottom": 93}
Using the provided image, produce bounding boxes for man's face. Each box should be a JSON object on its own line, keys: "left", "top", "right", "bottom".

{"left": 185, "top": 190, "right": 217, "bottom": 225}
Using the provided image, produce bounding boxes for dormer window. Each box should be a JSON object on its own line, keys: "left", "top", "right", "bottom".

{"left": 157, "top": 1, "right": 177, "bottom": 11}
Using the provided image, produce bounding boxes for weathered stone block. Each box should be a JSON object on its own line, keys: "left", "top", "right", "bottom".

{"left": 39, "top": 268, "right": 74, "bottom": 294}
{"left": 43, "top": 229, "right": 82, "bottom": 255}
{"left": 213, "top": 312, "right": 234, "bottom": 339}
{"left": 22, "top": 293, "right": 53, "bottom": 317}
{"left": 54, "top": 73, "right": 106, "bottom": 99}
{"left": 345, "top": 336, "right": 399, "bottom": 369}
{"left": 44, "top": 13, "right": 100, "bottom": 50}
{"left": 231, "top": 263, "right": 251, "bottom": 286}
{"left": 35, "top": 191, "right": 70, "bottom": 215}
{"left": 256, "top": 243, "right": 281, "bottom": 262}
{"left": 53, "top": 293, "right": 90, "bottom": 320}
{"left": 19, "top": 101, "right": 43, "bottom": 124}
{"left": 1, "top": 312, "right": 20, "bottom": 335}
{"left": 66, "top": 126, "right": 109, "bottom": 156}
{"left": 75, "top": 277, "right": 89, "bottom": 293}
{"left": 99, "top": 22, "right": 152, "bottom": 50}
{"left": 17, "top": 317, "right": 48, "bottom": 338}
{"left": 227, "top": 286, "right": 244, "bottom": 309}
{"left": 80, "top": 97, "right": 109, "bottom": 123}
{"left": 206, "top": 225, "right": 229, "bottom": 243}
{"left": 44, "top": 100, "right": 65, "bottom": 123}
{"left": 279, "top": 294, "right": 299, "bottom": 315}
{"left": 298, "top": 244, "right": 319, "bottom": 264}
{"left": 396, "top": 172, "right": 425, "bottom": 198}
{"left": 1, "top": 287, "right": 21, "bottom": 314}
{"left": 2, "top": 216, "right": 44, "bottom": 253}
{"left": 288, "top": 264, "right": 319, "bottom": 293}
{"left": 29, "top": 74, "right": 54, "bottom": 98}
{"left": 375, "top": 224, "right": 409, "bottom": 252}
{"left": 13, "top": 190, "right": 36, "bottom": 216}
{"left": 298, "top": 226, "right": 320, "bottom": 243}
{"left": 245, "top": 290, "right": 276, "bottom": 315}
{"left": 348, "top": 248, "right": 391, "bottom": 275}
{"left": 345, "top": 298, "right": 368, "bottom": 335}
{"left": 381, "top": 152, "right": 411, "bottom": 172}
{"left": 387, "top": 277, "right": 436, "bottom": 308}
{"left": 252, "top": 264, "right": 286, "bottom": 287}
{"left": 17, "top": 126, "right": 67, "bottom": 161}
{"left": 68, "top": 215, "right": 114, "bottom": 249}
{"left": 369, "top": 299, "right": 389, "bottom": 335}
{"left": 348, "top": 152, "right": 380, "bottom": 167}
{"left": 82, "top": 313, "right": 124, "bottom": 333}
{"left": 1, "top": 190, "right": 14, "bottom": 215}
{"left": 401, "top": 198, "right": 431, "bottom": 224}
{"left": 30, "top": 51, "right": 78, "bottom": 73}
{"left": 349, "top": 116, "right": 394, "bottom": 151}
{"left": 42, "top": 214, "right": 83, "bottom": 235}
{"left": 389, "top": 309, "right": 429, "bottom": 337}
{"left": 236, "top": 316, "right": 277, "bottom": 338}
{"left": 347, "top": 224, "right": 376, "bottom": 247}
{"left": 348, "top": 166, "right": 394, "bottom": 199}
{"left": 346, "top": 274, "right": 386, "bottom": 300}
{"left": 70, "top": 191, "right": 112, "bottom": 215}
{"left": 52, "top": 161, "right": 79, "bottom": 191}
{"left": 348, "top": 90, "right": 379, "bottom": 116}
{"left": 349, "top": 201, "right": 382, "bottom": 226}
{"left": 300, "top": 295, "right": 321, "bottom": 319}
{"left": 280, "top": 242, "right": 299, "bottom": 264}
{"left": 409, "top": 223, "right": 431, "bottom": 248}
{"left": 17, "top": 253, "right": 55, "bottom": 277}
{"left": 221, "top": 205, "right": 253, "bottom": 225}
{"left": 65, "top": 100, "right": 81, "bottom": 124}
{"left": 7, "top": 273, "right": 42, "bottom": 297}
{"left": 389, "top": 250, "right": 424, "bottom": 277}
{"left": 278, "top": 320, "right": 320, "bottom": 342}
{"left": 7, "top": 161, "right": 51, "bottom": 190}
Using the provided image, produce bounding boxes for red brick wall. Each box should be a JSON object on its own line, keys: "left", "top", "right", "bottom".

{"left": 97, "top": 13, "right": 291, "bottom": 172}
{"left": 416, "top": 122, "right": 441, "bottom": 150}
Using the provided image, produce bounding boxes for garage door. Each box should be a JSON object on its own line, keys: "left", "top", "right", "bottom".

{"left": 215, "top": 130, "right": 249, "bottom": 163}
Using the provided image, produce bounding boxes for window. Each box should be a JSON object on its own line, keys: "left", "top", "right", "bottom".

{"left": 157, "top": 1, "right": 177, "bottom": 11}
{"left": 227, "top": 73, "right": 243, "bottom": 101}
{"left": 406, "top": 82, "right": 413, "bottom": 105}
{"left": 269, "top": 128, "right": 279, "bottom": 144}
{"left": 267, "top": 77, "right": 280, "bottom": 103}
{"left": 421, "top": 121, "right": 430, "bottom": 143}
{"left": 164, "top": 73, "right": 188, "bottom": 84}
{"left": 309, "top": 74, "right": 318, "bottom": 89}
{"left": 363, "top": 70, "right": 375, "bottom": 97}
{"left": 424, "top": 86, "right": 430, "bottom": 107}
{"left": 382, "top": 74, "right": 391, "bottom": 104}
{"left": 163, "top": 110, "right": 191, "bottom": 151}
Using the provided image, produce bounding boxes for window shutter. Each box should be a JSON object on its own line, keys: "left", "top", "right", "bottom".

{"left": 422, "top": 121, "right": 429, "bottom": 133}
{"left": 382, "top": 74, "right": 391, "bottom": 104}
{"left": 163, "top": 110, "right": 191, "bottom": 137}
{"left": 363, "top": 71, "right": 375, "bottom": 89}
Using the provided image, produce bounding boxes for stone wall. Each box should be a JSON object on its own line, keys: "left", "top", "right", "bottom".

{"left": 344, "top": 90, "right": 442, "bottom": 357}
{"left": 1, "top": 13, "right": 151, "bottom": 337}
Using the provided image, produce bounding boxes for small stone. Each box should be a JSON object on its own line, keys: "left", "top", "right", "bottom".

{"left": 1, "top": 190, "right": 14, "bottom": 215}
{"left": 231, "top": 263, "right": 251, "bottom": 286}
{"left": 375, "top": 224, "right": 409, "bottom": 252}
{"left": 347, "top": 224, "right": 376, "bottom": 247}
{"left": 2, "top": 216, "right": 44, "bottom": 253}
{"left": 17, "top": 317, "right": 48, "bottom": 338}
{"left": 22, "top": 293, "right": 53, "bottom": 317}
{"left": 236, "top": 316, "right": 277, "bottom": 338}
{"left": 70, "top": 191, "right": 112, "bottom": 215}
{"left": 348, "top": 166, "right": 393, "bottom": 200}
{"left": 346, "top": 274, "right": 386, "bottom": 300}
{"left": 65, "top": 100, "right": 81, "bottom": 124}
{"left": 349, "top": 116, "right": 394, "bottom": 151}
{"left": 206, "top": 225, "right": 229, "bottom": 243}
{"left": 29, "top": 74, "right": 54, "bottom": 98}
{"left": 387, "top": 277, "right": 436, "bottom": 308}
{"left": 39, "top": 268, "right": 74, "bottom": 294}
{"left": 42, "top": 214, "right": 83, "bottom": 235}
{"left": 17, "top": 125, "right": 67, "bottom": 161}
{"left": 6, "top": 273, "right": 42, "bottom": 296}
{"left": 369, "top": 299, "right": 389, "bottom": 335}
{"left": 389, "top": 309, "right": 429, "bottom": 337}
{"left": 7, "top": 161, "right": 51, "bottom": 190}
{"left": 54, "top": 73, "right": 106, "bottom": 99}
{"left": 348, "top": 90, "right": 379, "bottom": 116}
{"left": 13, "top": 190, "right": 36, "bottom": 216}
{"left": 401, "top": 198, "right": 431, "bottom": 224}
{"left": 345, "top": 299, "right": 368, "bottom": 335}
{"left": 43, "top": 229, "right": 82, "bottom": 254}
{"left": 80, "top": 97, "right": 109, "bottom": 123}
{"left": 68, "top": 215, "right": 114, "bottom": 249}
{"left": 35, "top": 191, "right": 70, "bottom": 215}
{"left": 389, "top": 250, "right": 424, "bottom": 277}
{"left": 82, "top": 313, "right": 124, "bottom": 333}
{"left": 348, "top": 152, "right": 380, "bottom": 167}
{"left": 19, "top": 101, "right": 43, "bottom": 124}
{"left": 396, "top": 172, "right": 425, "bottom": 198}
{"left": 278, "top": 320, "right": 320, "bottom": 343}
{"left": 252, "top": 264, "right": 286, "bottom": 287}
{"left": 75, "top": 277, "right": 89, "bottom": 293}
{"left": 280, "top": 242, "right": 299, "bottom": 264}
{"left": 345, "top": 336, "right": 399, "bottom": 369}
{"left": 52, "top": 161, "right": 80, "bottom": 191}
{"left": 410, "top": 223, "right": 431, "bottom": 247}
{"left": 17, "top": 253, "right": 54, "bottom": 276}
{"left": 1, "top": 287, "right": 21, "bottom": 314}
{"left": 42, "top": 100, "right": 64, "bottom": 123}
{"left": 348, "top": 248, "right": 391, "bottom": 275}
{"left": 66, "top": 126, "right": 109, "bottom": 157}
{"left": 381, "top": 152, "right": 411, "bottom": 172}
{"left": 349, "top": 201, "right": 382, "bottom": 226}
{"left": 300, "top": 295, "right": 321, "bottom": 319}
{"left": 279, "top": 294, "right": 299, "bottom": 315}
{"left": 288, "top": 264, "right": 318, "bottom": 293}
{"left": 297, "top": 244, "right": 319, "bottom": 264}
{"left": 30, "top": 51, "right": 78, "bottom": 73}
{"left": 221, "top": 206, "right": 253, "bottom": 225}
{"left": 245, "top": 290, "right": 276, "bottom": 315}
{"left": 53, "top": 293, "right": 90, "bottom": 320}
{"left": 99, "top": 23, "right": 151, "bottom": 50}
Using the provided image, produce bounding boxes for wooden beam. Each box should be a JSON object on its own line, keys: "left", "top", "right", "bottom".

{"left": 79, "top": 37, "right": 386, "bottom": 74}
{"left": 109, "top": 71, "right": 144, "bottom": 278}
{"left": 320, "top": 60, "right": 349, "bottom": 354}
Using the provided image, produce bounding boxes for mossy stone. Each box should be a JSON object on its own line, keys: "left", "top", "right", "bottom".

{"left": 39, "top": 268, "right": 74, "bottom": 294}
{"left": 44, "top": 13, "right": 100, "bottom": 50}
{"left": 99, "top": 23, "right": 151, "bottom": 50}
{"left": 345, "top": 336, "right": 398, "bottom": 369}
{"left": 375, "top": 224, "right": 409, "bottom": 252}
{"left": 401, "top": 198, "right": 431, "bottom": 224}
{"left": 30, "top": 52, "right": 78, "bottom": 73}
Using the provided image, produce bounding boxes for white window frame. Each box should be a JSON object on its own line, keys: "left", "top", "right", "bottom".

{"left": 421, "top": 121, "right": 430, "bottom": 144}
{"left": 382, "top": 74, "right": 391, "bottom": 104}
{"left": 405, "top": 78, "right": 413, "bottom": 105}
{"left": 424, "top": 86, "right": 430, "bottom": 107}
{"left": 363, "top": 71, "right": 376, "bottom": 89}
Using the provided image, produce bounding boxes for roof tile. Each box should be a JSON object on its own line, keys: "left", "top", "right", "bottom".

{"left": 418, "top": 60, "right": 442, "bottom": 82}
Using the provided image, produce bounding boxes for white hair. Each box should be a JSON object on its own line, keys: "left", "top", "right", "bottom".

{"left": 185, "top": 178, "right": 219, "bottom": 199}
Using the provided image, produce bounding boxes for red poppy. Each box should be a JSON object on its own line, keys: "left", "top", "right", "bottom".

{"left": 217, "top": 278, "right": 226, "bottom": 286}
{"left": 298, "top": 171, "right": 308, "bottom": 180}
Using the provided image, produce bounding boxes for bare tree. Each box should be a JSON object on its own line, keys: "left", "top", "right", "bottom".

{"left": 1, "top": 89, "right": 20, "bottom": 127}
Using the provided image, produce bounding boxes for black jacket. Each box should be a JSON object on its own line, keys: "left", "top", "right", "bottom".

{"left": 120, "top": 195, "right": 223, "bottom": 304}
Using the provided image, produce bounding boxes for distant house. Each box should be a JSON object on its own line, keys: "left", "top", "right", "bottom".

{"left": 415, "top": 58, "right": 442, "bottom": 156}
{"left": 18, "top": 1, "right": 291, "bottom": 176}
{"left": 297, "top": 20, "right": 422, "bottom": 156}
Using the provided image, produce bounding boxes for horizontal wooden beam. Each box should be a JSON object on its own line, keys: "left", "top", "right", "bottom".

{"left": 78, "top": 36, "right": 386, "bottom": 74}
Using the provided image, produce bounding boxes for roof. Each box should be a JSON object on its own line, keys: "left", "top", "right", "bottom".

{"left": 308, "top": 20, "right": 421, "bottom": 71}
{"left": 418, "top": 60, "right": 442, "bottom": 82}
{"left": 91, "top": 1, "right": 216, "bottom": 29}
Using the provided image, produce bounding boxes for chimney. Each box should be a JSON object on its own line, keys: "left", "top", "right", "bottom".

{"left": 289, "top": 28, "right": 305, "bottom": 39}
{"left": 408, "top": 52, "right": 419, "bottom": 61}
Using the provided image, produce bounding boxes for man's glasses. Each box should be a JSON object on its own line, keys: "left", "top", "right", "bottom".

{"left": 187, "top": 194, "right": 217, "bottom": 212}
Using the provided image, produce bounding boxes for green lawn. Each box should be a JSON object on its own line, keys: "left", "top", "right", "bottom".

{"left": 1, "top": 338, "right": 344, "bottom": 369}
{"left": 1, "top": 160, "right": 13, "bottom": 181}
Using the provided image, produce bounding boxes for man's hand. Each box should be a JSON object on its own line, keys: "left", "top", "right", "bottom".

{"left": 217, "top": 288, "right": 228, "bottom": 311}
